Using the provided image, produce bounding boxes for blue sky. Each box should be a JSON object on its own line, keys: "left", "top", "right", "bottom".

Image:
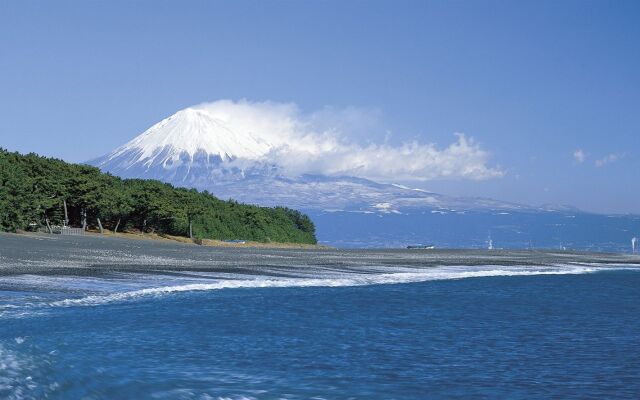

{"left": 1, "top": 0, "right": 638, "bottom": 213}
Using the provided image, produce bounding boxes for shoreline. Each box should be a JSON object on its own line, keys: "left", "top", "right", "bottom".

{"left": 6, "top": 230, "right": 640, "bottom": 255}
{"left": 13, "top": 230, "right": 329, "bottom": 250}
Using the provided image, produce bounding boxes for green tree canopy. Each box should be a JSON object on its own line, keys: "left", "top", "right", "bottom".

{"left": 0, "top": 148, "right": 317, "bottom": 244}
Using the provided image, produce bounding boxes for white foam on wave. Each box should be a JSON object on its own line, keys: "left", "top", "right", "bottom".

{"left": 0, "top": 343, "right": 49, "bottom": 399}
{"left": 1, "top": 263, "right": 638, "bottom": 316}
{"left": 45, "top": 263, "right": 639, "bottom": 308}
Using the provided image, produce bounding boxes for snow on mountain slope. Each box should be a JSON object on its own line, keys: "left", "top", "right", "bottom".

{"left": 205, "top": 174, "right": 533, "bottom": 213}
{"left": 94, "top": 107, "right": 273, "bottom": 171}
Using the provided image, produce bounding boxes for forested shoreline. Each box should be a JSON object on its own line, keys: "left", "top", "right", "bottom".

{"left": 0, "top": 149, "right": 317, "bottom": 244}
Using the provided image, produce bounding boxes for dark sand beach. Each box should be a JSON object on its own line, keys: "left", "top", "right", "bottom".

{"left": 2, "top": 231, "right": 639, "bottom": 277}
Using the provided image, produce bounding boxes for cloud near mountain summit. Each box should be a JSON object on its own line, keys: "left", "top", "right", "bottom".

{"left": 192, "top": 100, "right": 504, "bottom": 181}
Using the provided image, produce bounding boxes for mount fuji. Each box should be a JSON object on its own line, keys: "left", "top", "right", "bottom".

{"left": 90, "top": 106, "right": 527, "bottom": 212}
{"left": 91, "top": 106, "right": 639, "bottom": 251}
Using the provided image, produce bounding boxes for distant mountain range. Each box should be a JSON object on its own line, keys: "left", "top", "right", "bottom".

{"left": 91, "top": 107, "right": 639, "bottom": 251}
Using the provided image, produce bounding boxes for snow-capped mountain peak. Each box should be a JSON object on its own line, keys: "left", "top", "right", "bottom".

{"left": 105, "top": 107, "right": 274, "bottom": 167}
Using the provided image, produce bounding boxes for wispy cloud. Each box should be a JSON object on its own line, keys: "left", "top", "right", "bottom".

{"left": 573, "top": 149, "right": 586, "bottom": 164}
{"left": 194, "top": 100, "right": 504, "bottom": 181}
{"left": 595, "top": 153, "right": 623, "bottom": 167}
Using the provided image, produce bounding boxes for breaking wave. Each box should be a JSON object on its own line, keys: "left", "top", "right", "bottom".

{"left": 0, "top": 263, "right": 632, "bottom": 312}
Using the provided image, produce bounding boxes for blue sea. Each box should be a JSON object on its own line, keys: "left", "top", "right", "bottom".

{"left": 1, "top": 235, "right": 640, "bottom": 399}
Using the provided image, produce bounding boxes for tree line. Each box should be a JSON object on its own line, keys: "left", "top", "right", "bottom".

{"left": 0, "top": 149, "right": 317, "bottom": 244}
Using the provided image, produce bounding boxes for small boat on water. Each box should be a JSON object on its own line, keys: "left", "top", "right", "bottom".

{"left": 406, "top": 244, "right": 435, "bottom": 249}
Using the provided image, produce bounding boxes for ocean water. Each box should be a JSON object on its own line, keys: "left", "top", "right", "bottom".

{"left": 309, "top": 209, "right": 640, "bottom": 251}
{"left": 1, "top": 234, "right": 640, "bottom": 399}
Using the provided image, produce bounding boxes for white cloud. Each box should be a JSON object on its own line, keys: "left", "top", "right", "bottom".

{"left": 595, "top": 153, "right": 622, "bottom": 167}
{"left": 194, "top": 100, "right": 504, "bottom": 181}
{"left": 573, "top": 149, "right": 586, "bottom": 164}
